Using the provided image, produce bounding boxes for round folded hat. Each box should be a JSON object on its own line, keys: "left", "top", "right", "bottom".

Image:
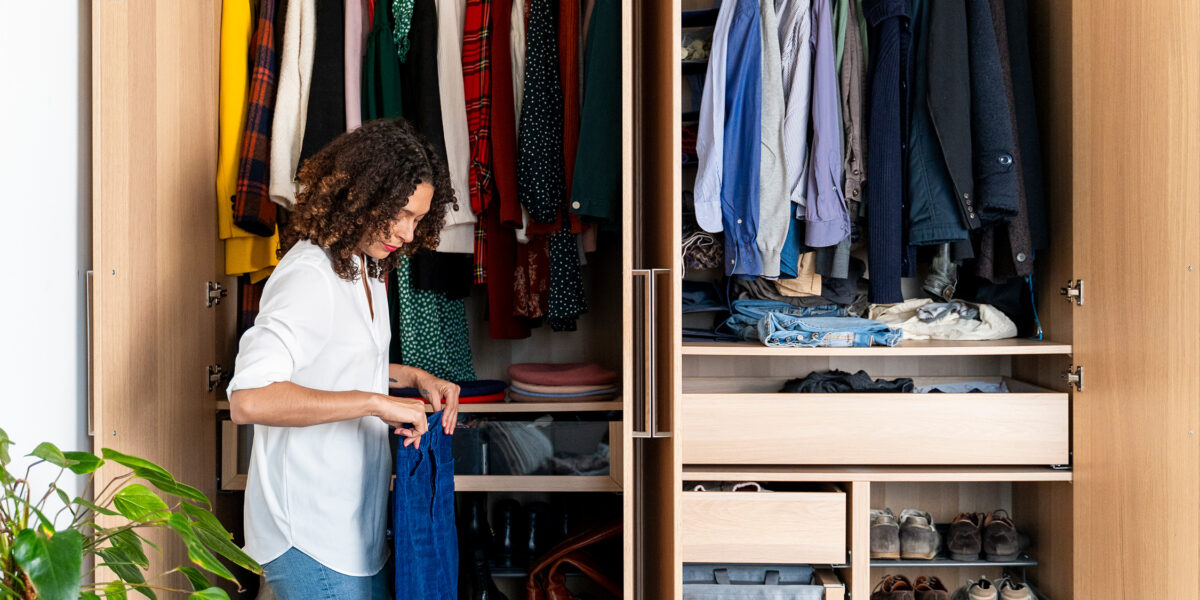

{"left": 506, "top": 363, "right": 618, "bottom": 387}
{"left": 508, "top": 389, "right": 618, "bottom": 403}
{"left": 507, "top": 381, "right": 617, "bottom": 395}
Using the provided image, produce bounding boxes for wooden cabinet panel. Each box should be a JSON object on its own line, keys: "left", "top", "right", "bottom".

{"left": 680, "top": 488, "right": 846, "bottom": 564}
{"left": 92, "top": 0, "right": 223, "bottom": 584}
{"left": 1072, "top": 1, "right": 1200, "bottom": 597}
{"left": 681, "top": 392, "right": 1069, "bottom": 465}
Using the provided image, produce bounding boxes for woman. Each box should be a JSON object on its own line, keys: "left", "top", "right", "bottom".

{"left": 228, "top": 119, "right": 462, "bottom": 599}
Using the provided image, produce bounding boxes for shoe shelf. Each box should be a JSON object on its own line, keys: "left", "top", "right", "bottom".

{"left": 681, "top": 339, "right": 1072, "bottom": 357}
{"left": 454, "top": 475, "right": 621, "bottom": 493}
{"left": 681, "top": 466, "right": 1072, "bottom": 483}
{"left": 870, "top": 554, "right": 1037, "bottom": 568}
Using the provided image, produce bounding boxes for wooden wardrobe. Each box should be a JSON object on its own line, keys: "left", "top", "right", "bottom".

{"left": 91, "top": 0, "right": 1199, "bottom": 598}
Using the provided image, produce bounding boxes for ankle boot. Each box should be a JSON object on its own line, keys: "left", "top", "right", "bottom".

{"left": 459, "top": 493, "right": 493, "bottom": 561}
{"left": 466, "top": 557, "right": 509, "bottom": 600}
{"left": 491, "top": 499, "right": 523, "bottom": 567}
{"left": 523, "top": 501, "right": 554, "bottom": 564}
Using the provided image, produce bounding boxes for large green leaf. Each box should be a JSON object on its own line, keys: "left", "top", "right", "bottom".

{"left": 111, "top": 528, "right": 149, "bottom": 568}
{"left": 11, "top": 528, "right": 83, "bottom": 600}
{"left": 82, "top": 593, "right": 102, "bottom": 600}
{"left": 75, "top": 497, "right": 121, "bottom": 517}
{"left": 96, "top": 546, "right": 156, "bottom": 600}
{"left": 165, "top": 514, "right": 236, "bottom": 583}
{"left": 29, "top": 442, "right": 73, "bottom": 469}
{"left": 176, "top": 566, "right": 211, "bottom": 591}
{"left": 0, "top": 426, "right": 11, "bottom": 464}
{"left": 136, "top": 471, "right": 210, "bottom": 507}
{"left": 100, "top": 449, "right": 171, "bottom": 481}
{"left": 104, "top": 581, "right": 128, "bottom": 600}
{"left": 62, "top": 451, "right": 105, "bottom": 474}
{"left": 188, "top": 588, "right": 230, "bottom": 600}
{"left": 180, "top": 504, "right": 260, "bottom": 573}
{"left": 96, "top": 547, "right": 146, "bottom": 586}
{"left": 112, "top": 484, "right": 169, "bottom": 522}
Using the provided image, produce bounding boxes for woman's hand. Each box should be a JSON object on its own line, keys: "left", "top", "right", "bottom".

{"left": 367, "top": 393, "right": 429, "bottom": 448}
{"left": 413, "top": 371, "right": 460, "bottom": 435}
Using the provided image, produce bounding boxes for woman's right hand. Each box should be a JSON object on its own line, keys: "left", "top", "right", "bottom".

{"left": 367, "top": 393, "right": 429, "bottom": 448}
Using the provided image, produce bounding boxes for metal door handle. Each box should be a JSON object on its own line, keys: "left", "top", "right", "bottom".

{"left": 631, "top": 269, "right": 654, "bottom": 438}
{"left": 651, "top": 268, "right": 671, "bottom": 438}
{"left": 86, "top": 270, "right": 95, "bottom": 437}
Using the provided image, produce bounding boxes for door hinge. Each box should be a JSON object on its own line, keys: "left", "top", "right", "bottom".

{"left": 1061, "top": 365, "right": 1083, "bottom": 392}
{"left": 207, "top": 364, "right": 226, "bottom": 393}
{"left": 1059, "top": 279, "right": 1083, "bottom": 306}
{"left": 206, "top": 281, "right": 228, "bottom": 307}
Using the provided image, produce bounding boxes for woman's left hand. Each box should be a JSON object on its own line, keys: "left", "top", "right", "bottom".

{"left": 414, "top": 372, "right": 460, "bottom": 434}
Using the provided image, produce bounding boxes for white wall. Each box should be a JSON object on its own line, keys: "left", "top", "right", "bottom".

{"left": 0, "top": 1, "right": 91, "bottom": 521}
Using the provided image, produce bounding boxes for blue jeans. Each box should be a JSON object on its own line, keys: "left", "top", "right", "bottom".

{"left": 393, "top": 412, "right": 458, "bottom": 599}
{"left": 263, "top": 548, "right": 387, "bottom": 600}
{"left": 720, "top": 299, "right": 846, "bottom": 340}
{"left": 758, "top": 314, "right": 902, "bottom": 348}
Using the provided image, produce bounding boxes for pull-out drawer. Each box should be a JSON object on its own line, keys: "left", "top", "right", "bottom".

{"left": 680, "top": 378, "right": 1069, "bottom": 465}
{"left": 680, "top": 485, "right": 847, "bottom": 564}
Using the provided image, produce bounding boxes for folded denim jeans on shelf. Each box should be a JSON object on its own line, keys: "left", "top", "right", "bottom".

{"left": 757, "top": 314, "right": 902, "bottom": 348}
{"left": 719, "top": 299, "right": 847, "bottom": 340}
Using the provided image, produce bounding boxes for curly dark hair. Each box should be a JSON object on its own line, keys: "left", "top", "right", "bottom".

{"left": 280, "top": 118, "right": 455, "bottom": 281}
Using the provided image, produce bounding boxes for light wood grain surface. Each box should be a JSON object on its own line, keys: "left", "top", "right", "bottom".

{"left": 92, "top": 0, "right": 221, "bottom": 587}
{"left": 1072, "top": 0, "right": 1200, "bottom": 597}
{"left": 679, "top": 488, "right": 846, "bottom": 564}
{"left": 681, "top": 393, "right": 1070, "bottom": 465}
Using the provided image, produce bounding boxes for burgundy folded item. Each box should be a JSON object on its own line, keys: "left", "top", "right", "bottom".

{"left": 507, "top": 363, "right": 618, "bottom": 387}
{"left": 392, "top": 391, "right": 508, "bottom": 404}
{"left": 509, "top": 390, "right": 617, "bottom": 403}
{"left": 508, "top": 381, "right": 616, "bottom": 395}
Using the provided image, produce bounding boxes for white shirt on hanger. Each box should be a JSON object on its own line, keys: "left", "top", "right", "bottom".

{"left": 228, "top": 241, "right": 392, "bottom": 576}
{"left": 434, "top": 0, "right": 478, "bottom": 253}
{"left": 693, "top": 0, "right": 738, "bottom": 233}
{"left": 269, "top": 0, "right": 316, "bottom": 209}
{"left": 776, "top": 0, "right": 814, "bottom": 208}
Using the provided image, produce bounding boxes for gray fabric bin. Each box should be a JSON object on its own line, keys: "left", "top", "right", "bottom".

{"left": 683, "top": 566, "right": 826, "bottom": 600}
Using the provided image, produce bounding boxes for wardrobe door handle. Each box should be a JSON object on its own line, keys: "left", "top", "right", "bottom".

{"left": 651, "top": 268, "right": 671, "bottom": 438}
{"left": 631, "top": 269, "right": 653, "bottom": 438}
{"left": 86, "top": 270, "right": 95, "bottom": 437}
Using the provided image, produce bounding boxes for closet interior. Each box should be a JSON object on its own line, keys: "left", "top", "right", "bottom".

{"left": 89, "top": 0, "right": 1200, "bottom": 597}
{"left": 656, "top": 0, "right": 1076, "bottom": 597}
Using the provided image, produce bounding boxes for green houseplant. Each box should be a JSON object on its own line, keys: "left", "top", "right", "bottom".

{"left": 0, "top": 427, "right": 261, "bottom": 599}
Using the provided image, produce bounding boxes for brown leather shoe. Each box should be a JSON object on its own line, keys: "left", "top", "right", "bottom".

{"left": 915, "top": 576, "right": 950, "bottom": 600}
{"left": 871, "top": 575, "right": 915, "bottom": 600}
{"left": 947, "top": 512, "right": 984, "bottom": 560}
{"left": 983, "top": 509, "right": 1021, "bottom": 561}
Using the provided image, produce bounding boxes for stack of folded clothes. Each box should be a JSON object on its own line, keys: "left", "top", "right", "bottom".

{"left": 507, "top": 363, "right": 619, "bottom": 402}
{"left": 389, "top": 379, "right": 508, "bottom": 404}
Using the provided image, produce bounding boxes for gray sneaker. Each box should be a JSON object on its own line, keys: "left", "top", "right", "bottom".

{"left": 870, "top": 508, "right": 901, "bottom": 559}
{"left": 996, "top": 578, "right": 1035, "bottom": 600}
{"left": 899, "top": 508, "right": 941, "bottom": 560}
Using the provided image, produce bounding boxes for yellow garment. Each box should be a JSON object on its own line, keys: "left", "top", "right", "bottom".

{"left": 218, "top": 0, "right": 279, "bottom": 280}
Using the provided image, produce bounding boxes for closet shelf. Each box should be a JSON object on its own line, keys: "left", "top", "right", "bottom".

{"left": 454, "top": 475, "right": 621, "bottom": 493}
{"left": 682, "top": 466, "right": 1072, "bottom": 483}
{"left": 425, "top": 401, "right": 622, "bottom": 414}
{"left": 870, "top": 554, "right": 1037, "bottom": 568}
{"left": 681, "top": 339, "right": 1072, "bottom": 357}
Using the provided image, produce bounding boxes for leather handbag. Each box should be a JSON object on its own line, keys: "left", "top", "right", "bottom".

{"left": 525, "top": 521, "right": 622, "bottom": 600}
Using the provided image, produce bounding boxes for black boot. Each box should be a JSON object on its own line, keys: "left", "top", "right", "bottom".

{"left": 469, "top": 557, "right": 508, "bottom": 600}
{"left": 491, "top": 498, "right": 523, "bottom": 567}
{"left": 523, "top": 501, "right": 555, "bottom": 565}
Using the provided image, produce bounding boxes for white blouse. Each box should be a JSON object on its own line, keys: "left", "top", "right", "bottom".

{"left": 227, "top": 240, "right": 392, "bottom": 576}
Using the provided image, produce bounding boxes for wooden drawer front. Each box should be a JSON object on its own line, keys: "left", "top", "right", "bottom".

{"left": 681, "top": 393, "right": 1069, "bottom": 465}
{"left": 680, "top": 489, "right": 847, "bottom": 564}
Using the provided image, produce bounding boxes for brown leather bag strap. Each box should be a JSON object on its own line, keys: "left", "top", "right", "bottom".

{"left": 524, "top": 521, "right": 622, "bottom": 598}
{"left": 549, "top": 549, "right": 622, "bottom": 597}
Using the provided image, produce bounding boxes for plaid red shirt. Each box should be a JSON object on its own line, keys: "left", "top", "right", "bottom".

{"left": 463, "top": 0, "right": 493, "bottom": 283}
{"left": 233, "top": 0, "right": 280, "bottom": 237}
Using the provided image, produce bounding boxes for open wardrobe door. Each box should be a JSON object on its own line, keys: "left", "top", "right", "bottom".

{"left": 91, "top": 0, "right": 224, "bottom": 579}
{"left": 626, "top": 0, "right": 681, "bottom": 597}
{"left": 1071, "top": 0, "right": 1200, "bottom": 596}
